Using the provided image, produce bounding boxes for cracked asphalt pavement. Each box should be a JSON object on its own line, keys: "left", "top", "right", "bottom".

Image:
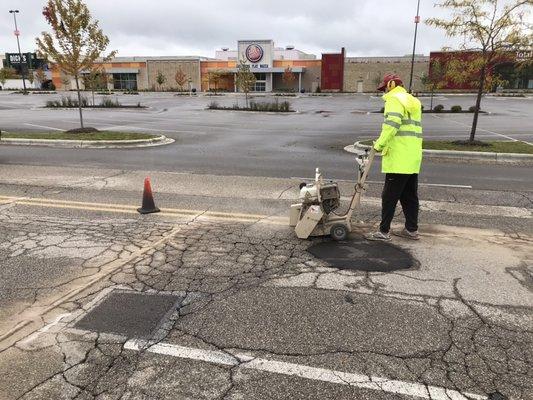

{"left": 0, "top": 92, "right": 532, "bottom": 399}
{"left": 0, "top": 166, "right": 531, "bottom": 400}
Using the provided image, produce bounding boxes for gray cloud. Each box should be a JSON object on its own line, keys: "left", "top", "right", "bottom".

{"left": 1, "top": 0, "right": 465, "bottom": 59}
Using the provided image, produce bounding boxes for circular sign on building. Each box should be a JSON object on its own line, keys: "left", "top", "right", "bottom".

{"left": 245, "top": 44, "right": 264, "bottom": 63}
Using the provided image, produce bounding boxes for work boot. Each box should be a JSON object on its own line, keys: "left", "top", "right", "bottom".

{"left": 393, "top": 228, "right": 420, "bottom": 240}
{"left": 365, "top": 231, "right": 391, "bottom": 241}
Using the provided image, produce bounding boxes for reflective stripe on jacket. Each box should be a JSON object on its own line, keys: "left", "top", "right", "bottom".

{"left": 373, "top": 86, "right": 423, "bottom": 174}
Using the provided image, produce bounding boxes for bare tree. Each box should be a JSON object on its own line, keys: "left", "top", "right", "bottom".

{"left": 205, "top": 70, "right": 225, "bottom": 95}
{"left": 174, "top": 67, "right": 188, "bottom": 91}
{"left": 235, "top": 59, "right": 256, "bottom": 108}
{"left": 34, "top": 68, "right": 47, "bottom": 89}
{"left": 282, "top": 67, "right": 296, "bottom": 92}
{"left": 427, "top": 0, "right": 532, "bottom": 143}
{"left": 37, "top": 0, "right": 116, "bottom": 130}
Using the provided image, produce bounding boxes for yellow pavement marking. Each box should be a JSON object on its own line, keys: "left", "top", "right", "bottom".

{"left": 0, "top": 195, "right": 288, "bottom": 225}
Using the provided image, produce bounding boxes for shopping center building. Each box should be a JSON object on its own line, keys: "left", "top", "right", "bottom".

{"left": 5, "top": 38, "right": 529, "bottom": 93}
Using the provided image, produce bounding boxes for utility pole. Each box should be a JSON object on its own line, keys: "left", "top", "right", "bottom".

{"left": 9, "top": 9, "right": 27, "bottom": 93}
{"left": 408, "top": 0, "right": 421, "bottom": 93}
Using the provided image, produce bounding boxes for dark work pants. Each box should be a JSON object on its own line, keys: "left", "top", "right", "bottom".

{"left": 379, "top": 173, "right": 419, "bottom": 233}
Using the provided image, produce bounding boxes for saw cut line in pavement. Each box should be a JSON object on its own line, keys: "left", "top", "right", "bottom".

{"left": 74, "top": 291, "right": 181, "bottom": 338}
{"left": 307, "top": 238, "right": 417, "bottom": 272}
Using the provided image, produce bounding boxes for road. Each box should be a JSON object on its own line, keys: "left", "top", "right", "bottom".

{"left": 0, "top": 92, "right": 532, "bottom": 191}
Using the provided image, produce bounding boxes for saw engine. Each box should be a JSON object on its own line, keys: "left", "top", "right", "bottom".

{"left": 298, "top": 169, "right": 341, "bottom": 215}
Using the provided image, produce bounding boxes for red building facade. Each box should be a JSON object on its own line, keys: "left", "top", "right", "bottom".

{"left": 321, "top": 48, "right": 345, "bottom": 91}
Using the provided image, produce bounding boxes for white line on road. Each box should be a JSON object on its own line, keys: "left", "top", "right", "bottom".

{"left": 291, "top": 177, "right": 473, "bottom": 189}
{"left": 429, "top": 114, "right": 523, "bottom": 142}
{"left": 24, "top": 123, "right": 65, "bottom": 131}
{"left": 124, "top": 340, "right": 487, "bottom": 400}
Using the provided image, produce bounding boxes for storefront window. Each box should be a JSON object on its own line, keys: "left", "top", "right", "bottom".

{"left": 113, "top": 73, "right": 138, "bottom": 90}
{"left": 253, "top": 73, "right": 266, "bottom": 91}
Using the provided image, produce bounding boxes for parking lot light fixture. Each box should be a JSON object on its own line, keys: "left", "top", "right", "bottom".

{"left": 408, "top": 0, "right": 421, "bottom": 93}
{"left": 9, "top": 9, "right": 27, "bottom": 93}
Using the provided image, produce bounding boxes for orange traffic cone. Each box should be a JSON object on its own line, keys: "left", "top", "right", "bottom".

{"left": 137, "top": 177, "right": 160, "bottom": 214}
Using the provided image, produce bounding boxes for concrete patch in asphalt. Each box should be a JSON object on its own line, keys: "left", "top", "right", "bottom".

{"left": 307, "top": 238, "right": 417, "bottom": 272}
{"left": 74, "top": 290, "right": 181, "bottom": 338}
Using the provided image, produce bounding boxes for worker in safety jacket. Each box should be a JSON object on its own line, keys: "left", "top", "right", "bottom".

{"left": 366, "top": 74, "right": 422, "bottom": 241}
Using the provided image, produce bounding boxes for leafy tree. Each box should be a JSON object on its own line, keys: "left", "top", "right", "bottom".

{"left": 282, "top": 66, "right": 296, "bottom": 91}
{"left": 34, "top": 68, "right": 47, "bottom": 88}
{"left": 0, "top": 68, "right": 17, "bottom": 88}
{"left": 174, "top": 67, "right": 188, "bottom": 91}
{"left": 205, "top": 70, "right": 225, "bottom": 95}
{"left": 37, "top": 0, "right": 117, "bottom": 130}
{"left": 420, "top": 59, "right": 447, "bottom": 109}
{"left": 156, "top": 70, "right": 166, "bottom": 91}
{"left": 235, "top": 59, "right": 256, "bottom": 108}
{"left": 83, "top": 68, "right": 107, "bottom": 105}
{"left": 427, "top": 0, "right": 532, "bottom": 143}
{"left": 61, "top": 75, "right": 71, "bottom": 88}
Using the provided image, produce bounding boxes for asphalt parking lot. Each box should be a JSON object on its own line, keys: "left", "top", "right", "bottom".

{"left": 0, "top": 91, "right": 531, "bottom": 399}
{"left": 0, "top": 92, "right": 532, "bottom": 191}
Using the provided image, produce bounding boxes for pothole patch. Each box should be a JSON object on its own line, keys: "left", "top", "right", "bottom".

{"left": 307, "top": 238, "right": 417, "bottom": 272}
{"left": 74, "top": 291, "right": 181, "bottom": 338}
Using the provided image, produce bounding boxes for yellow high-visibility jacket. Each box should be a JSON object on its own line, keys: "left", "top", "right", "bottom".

{"left": 374, "top": 86, "right": 423, "bottom": 174}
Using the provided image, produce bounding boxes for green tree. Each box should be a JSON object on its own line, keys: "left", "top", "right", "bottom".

{"left": 235, "top": 59, "right": 256, "bottom": 108}
{"left": 420, "top": 59, "right": 447, "bottom": 109}
{"left": 83, "top": 68, "right": 107, "bottom": 105}
{"left": 427, "top": 0, "right": 532, "bottom": 143}
{"left": 156, "top": 70, "right": 166, "bottom": 91}
{"left": 37, "top": 0, "right": 117, "bottom": 130}
{"left": 282, "top": 66, "right": 296, "bottom": 91}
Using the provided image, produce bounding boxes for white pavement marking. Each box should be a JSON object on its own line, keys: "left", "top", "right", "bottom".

{"left": 124, "top": 340, "right": 487, "bottom": 400}
{"left": 429, "top": 114, "right": 524, "bottom": 142}
{"left": 291, "top": 177, "right": 473, "bottom": 189}
{"left": 24, "top": 123, "right": 65, "bottom": 131}
{"left": 18, "top": 313, "right": 70, "bottom": 346}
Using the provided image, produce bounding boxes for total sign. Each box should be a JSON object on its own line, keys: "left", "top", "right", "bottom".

{"left": 238, "top": 40, "right": 273, "bottom": 69}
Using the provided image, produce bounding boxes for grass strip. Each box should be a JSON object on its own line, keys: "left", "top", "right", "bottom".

{"left": 1, "top": 131, "right": 157, "bottom": 141}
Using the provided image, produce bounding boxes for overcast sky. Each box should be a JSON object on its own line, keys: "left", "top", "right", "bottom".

{"left": 0, "top": 0, "right": 485, "bottom": 58}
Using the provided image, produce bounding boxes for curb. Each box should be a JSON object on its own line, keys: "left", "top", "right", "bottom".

{"left": 345, "top": 142, "right": 533, "bottom": 165}
{"left": 0, "top": 135, "right": 174, "bottom": 149}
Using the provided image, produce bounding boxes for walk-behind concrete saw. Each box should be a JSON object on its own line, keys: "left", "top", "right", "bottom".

{"left": 290, "top": 148, "right": 375, "bottom": 241}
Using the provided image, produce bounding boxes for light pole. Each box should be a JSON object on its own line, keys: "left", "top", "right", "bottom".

{"left": 9, "top": 9, "right": 27, "bottom": 93}
{"left": 408, "top": 0, "right": 421, "bottom": 93}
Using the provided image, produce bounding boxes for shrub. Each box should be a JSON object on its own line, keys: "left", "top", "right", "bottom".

{"left": 433, "top": 104, "right": 444, "bottom": 112}
{"left": 315, "top": 86, "right": 321, "bottom": 93}
{"left": 380, "top": 107, "right": 385, "bottom": 113}
{"left": 207, "top": 100, "right": 292, "bottom": 112}
{"left": 207, "top": 101, "right": 219, "bottom": 109}
{"left": 451, "top": 105, "right": 462, "bottom": 113}
{"left": 468, "top": 105, "right": 479, "bottom": 112}
{"left": 100, "top": 98, "right": 120, "bottom": 107}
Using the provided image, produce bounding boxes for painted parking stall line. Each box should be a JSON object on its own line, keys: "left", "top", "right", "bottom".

{"left": 124, "top": 340, "right": 487, "bottom": 400}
